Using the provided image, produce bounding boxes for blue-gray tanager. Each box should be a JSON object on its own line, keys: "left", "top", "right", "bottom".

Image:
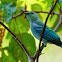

{"left": 24, "top": 11, "right": 62, "bottom": 47}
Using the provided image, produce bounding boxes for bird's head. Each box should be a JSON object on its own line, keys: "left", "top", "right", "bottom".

{"left": 24, "top": 11, "right": 39, "bottom": 22}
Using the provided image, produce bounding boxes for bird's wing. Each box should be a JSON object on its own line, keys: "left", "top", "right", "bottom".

{"left": 35, "top": 19, "right": 50, "bottom": 29}
{"left": 33, "top": 23, "right": 61, "bottom": 46}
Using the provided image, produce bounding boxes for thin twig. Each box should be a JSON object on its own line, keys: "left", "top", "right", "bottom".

{"left": 54, "top": 8, "right": 62, "bottom": 32}
{"left": 54, "top": 21, "right": 62, "bottom": 32}
{"left": 34, "top": 11, "right": 59, "bottom": 15}
{"left": 12, "top": 11, "right": 59, "bottom": 19}
{"left": 53, "top": 12, "right": 59, "bottom": 15}
{"left": 37, "top": 0, "right": 58, "bottom": 62}
{"left": 33, "top": 43, "right": 45, "bottom": 61}
{"left": 0, "top": 21, "right": 31, "bottom": 59}
{"left": 0, "top": 11, "right": 59, "bottom": 20}
{"left": 12, "top": 12, "right": 24, "bottom": 18}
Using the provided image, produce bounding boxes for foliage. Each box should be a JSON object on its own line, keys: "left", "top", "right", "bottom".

{"left": 0, "top": 0, "right": 62, "bottom": 62}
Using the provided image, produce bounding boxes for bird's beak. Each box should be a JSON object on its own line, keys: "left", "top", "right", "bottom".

{"left": 24, "top": 12, "right": 29, "bottom": 15}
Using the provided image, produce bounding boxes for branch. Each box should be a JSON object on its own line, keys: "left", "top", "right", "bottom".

{"left": 12, "top": 11, "right": 59, "bottom": 19}
{"left": 53, "top": 12, "right": 59, "bottom": 15}
{"left": 0, "top": 11, "right": 59, "bottom": 21}
{"left": 54, "top": 8, "right": 62, "bottom": 32}
{"left": 33, "top": 43, "right": 45, "bottom": 61}
{"left": 54, "top": 21, "right": 62, "bottom": 32}
{"left": 12, "top": 12, "right": 24, "bottom": 18}
{"left": 0, "top": 21, "right": 31, "bottom": 59}
{"left": 34, "top": 11, "right": 59, "bottom": 15}
{"left": 37, "top": 0, "right": 58, "bottom": 62}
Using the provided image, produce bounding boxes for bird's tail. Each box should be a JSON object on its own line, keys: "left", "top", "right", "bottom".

{"left": 54, "top": 39, "right": 62, "bottom": 48}
{"left": 60, "top": 42, "right": 62, "bottom": 48}
{"left": 56, "top": 39, "right": 62, "bottom": 48}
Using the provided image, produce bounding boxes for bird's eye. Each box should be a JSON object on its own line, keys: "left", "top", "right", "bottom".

{"left": 31, "top": 12, "right": 34, "bottom": 14}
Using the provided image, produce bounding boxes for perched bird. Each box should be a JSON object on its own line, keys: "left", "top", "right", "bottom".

{"left": 24, "top": 11, "right": 62, "bottom": 47}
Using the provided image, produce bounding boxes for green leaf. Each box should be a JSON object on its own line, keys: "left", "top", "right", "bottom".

{"left": 2, "top": 9, "right": 12, "bottom": 23}
{"left": 42, "top": 0, "right": 46, "bottom": 3}
{"left": 16, "top": 15, "right": 30, "bottom": 33}
{"left": 56, "top": 25, "right": 62, "bottom": 32}
{"left": 2, "top": 4, "right": 12, "bottom": 23}
{"left": 51, "top": 16, "right": 59, "bottom": 30}
{"left": 19, "top": 33, "right": 36, "bottom": 56}
{"left": 7, "top": 19, "right": 16, "bottom": 32}
{"left": 31, "top": 3, "right": 43, "bottom": 20}
{"left": 2, "top": 48, "right": 16, "bottom": 62}
{"left": 20, "top": 6, "right": 25, "bottom": 11}
{"left": 0, "top": 58, "right": 3, "bottom": 62}
{"left": 17, "top": 1, "right": 23, "bottom": 7}
{"left": 6, "top": 32, "right": 12, "bottom": 39}
{"left": 8, "top": 16, "right": 29, "bottom": 34}
{"left": 59, "top": 0, "right": 62, "bottom": 3}
{"left": 31, "top": 3, "right": 42, "bottom": 11}
{"left": 11, "top": 6, "right": 16, "bottom": 13}
{"left": 1, "top": 0, "right": 17, "bottom": 3}
{"left": 6, "top": 3, "right": 16, "bottom": 12}
{"left": 58, "top": 0, "right": 62, "bottom": 8}
{"left": 8, "top": 37, "right": 28, "bottom": 62}
{"left": 2, "top": 3, "right": 16, "bottom": 23}
{"left": 0, "top": 4, "right": 4, "bottom": 10}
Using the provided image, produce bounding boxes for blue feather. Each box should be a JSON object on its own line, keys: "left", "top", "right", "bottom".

{"left": 24, "top": 11, "right": 62, "bottom": 47}
{"left": 32, "top": 23, "right": 62, "bottom": 46}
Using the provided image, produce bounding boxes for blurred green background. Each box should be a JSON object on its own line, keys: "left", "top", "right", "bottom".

{"left": 0, "top": 0, "right": 62, "bottom": 62}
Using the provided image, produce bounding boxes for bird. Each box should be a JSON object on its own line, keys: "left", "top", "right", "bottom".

{"left": 24, "top": 11, "right": 62, "bottom": 47}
